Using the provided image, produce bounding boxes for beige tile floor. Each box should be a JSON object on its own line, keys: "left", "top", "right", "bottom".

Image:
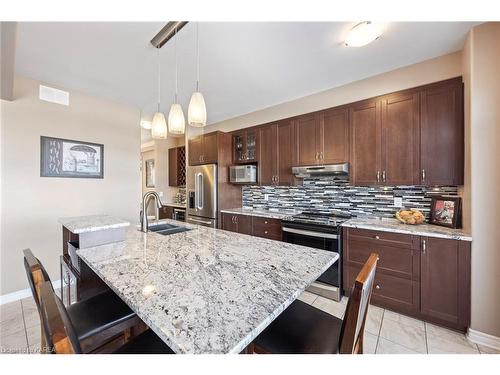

{"left": 0, "top": 292, "right": 499, "bottom": 354}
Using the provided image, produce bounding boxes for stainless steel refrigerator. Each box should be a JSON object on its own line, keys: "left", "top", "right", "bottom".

{"left": 186, "top": 164, "right": 218, "bottom": 228}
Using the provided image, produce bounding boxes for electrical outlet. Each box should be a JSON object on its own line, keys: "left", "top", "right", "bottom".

{"left": 394, "top": 197, "right": 403, "bottom": 208}
{"left": 264, "top": 194, "right": 269, "bottom": 201}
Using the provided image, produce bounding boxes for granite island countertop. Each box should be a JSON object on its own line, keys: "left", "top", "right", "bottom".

{"left": 342, "top": 217, "right": 472, "bottom": 241}
{"left": 58, "top": 214, "right": 130, "bottom": 234}
{"left": 220, "top": 207, "right": 300, "bottom": 220}
{"left": 77, "top": 219, "right": 337, "bottom": 354}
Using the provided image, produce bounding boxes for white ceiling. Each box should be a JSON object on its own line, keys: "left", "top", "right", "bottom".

{"left": 16, "top": 22, "right": 477, "bottom": 129}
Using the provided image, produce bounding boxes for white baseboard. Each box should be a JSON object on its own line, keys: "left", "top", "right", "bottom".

{"left": 467, "top": 328, "right": 500, "bottom": 351}
{"left": 0, "top": 279, "right": 61, "bottom": 305}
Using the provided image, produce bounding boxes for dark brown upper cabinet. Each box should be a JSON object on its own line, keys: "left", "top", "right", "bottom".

{"left": 420, "top": 78, "right": 464, "bottom": 185}
{"left": 351, "top": 79, "right": 462, "bottom": 187}
{"left": 277, "top": 119, "right": 297, "bottom": 186}
{"left": 258, "top": 123, "right": 278, "bottom": 185}
{"left": 381, "top": 92, "right": 420, "bottom": 186}
{"left": 168, "top": 146, "right": 186, "bottom": 187}
{"left": 188, "top": 131, "right": 220, "bottom": 166}
{"left": 295, "top": 108, "right": 350, "bottom": 167}
{"left": 296, "top": 113, "right": 320, "bottom": 166}
{"left": 232, "top": 127, "right": 259, "bottom": 164}
{"left": 320, "top": 107, "right": 350, "bottom": 164}
{"left": 257, "top": 120, "right": 296, "bottom": 186}
{"left": 350, "top": 99, "right": 382, "bottom": 185}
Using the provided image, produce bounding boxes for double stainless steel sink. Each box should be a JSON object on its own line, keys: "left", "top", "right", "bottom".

{"left": 147, "top": 223, "right": 191, "bottom": 236}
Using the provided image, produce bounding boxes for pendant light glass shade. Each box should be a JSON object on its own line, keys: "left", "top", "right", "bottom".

{"left": 188, "top": 91, "right": 207, "bottom": 127}
{"left": 151, "top": 111, "right": 168, "bottom": 139}
{"left": 167, "top": 103, "right": 186, "bottom": 134}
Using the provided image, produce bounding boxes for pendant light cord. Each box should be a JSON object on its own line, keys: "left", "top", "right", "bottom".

{"left": 174, "top": 27, "right": 178, "bottom": 103}
{"left": 157, "top": 47, "right": 161, "bottom": 112}
{"left": 196, "top": 22, "right": 200, "bottom": 92}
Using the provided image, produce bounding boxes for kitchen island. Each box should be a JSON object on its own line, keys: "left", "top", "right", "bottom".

{"left": 76, "top": 219, "right": 338, "bottom": 354}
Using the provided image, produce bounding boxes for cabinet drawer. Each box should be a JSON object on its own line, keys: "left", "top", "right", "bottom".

{"left": 347, "top": 239, "right": 418, "bottom": 280}
{"left": 346, "top": 228, "right": 416, "bottom": 249}
{"left": 346, "top": 266, "right": 419, "bottom": 313}
{"left": 252, "top": 217, "right": 282, "bottom": 240}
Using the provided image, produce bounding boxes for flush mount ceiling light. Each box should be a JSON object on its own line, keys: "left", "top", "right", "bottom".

{"left": 188, "top": 23, "right": 207, "bottom": 128}
{"left": 345, "top": 21, "right": 384, "bottom": 47}
{"left": 151, "top": 47, "right": 168, "bottom": 139}
{"left": 167, "top": 27, "right": 186, "bottom": 135}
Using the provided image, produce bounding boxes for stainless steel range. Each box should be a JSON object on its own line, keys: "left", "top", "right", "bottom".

{"left": 281, "top": 212, "right": 351, "bottom": 301}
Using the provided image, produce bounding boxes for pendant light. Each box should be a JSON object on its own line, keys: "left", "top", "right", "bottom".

{"left": 168, "top": 27, "right": 186, "bottom": 135}
{"left": 151, "top": 47, "right": 168, "bottom": 139}
{"left": 188, "top": 22, "right": 207, "bottom": 128}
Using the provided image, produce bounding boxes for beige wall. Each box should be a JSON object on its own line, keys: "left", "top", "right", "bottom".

{"left": 0, "top": 75, "right": 141, "bottom": 295}
{"left": 140, "top": 136, "right": 184, "bottom": 206}
{"left": 206, "top": 51, "right": 463, "bottom": 133}
{"left": 465, "top": 22, "right": 500, "bottom": 338}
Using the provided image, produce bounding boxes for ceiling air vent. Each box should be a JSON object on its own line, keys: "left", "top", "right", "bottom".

{"left": 39, "top": 85, "right": 69, "bottom": 106}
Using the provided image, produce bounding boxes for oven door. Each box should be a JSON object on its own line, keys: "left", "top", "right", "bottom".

{"left": 282, "top": 226, "right": 340, "bottom": 287}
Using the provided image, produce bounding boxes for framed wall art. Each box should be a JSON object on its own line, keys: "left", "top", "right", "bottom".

{"left": 145, "top": 158, "right": 155, "bottom": 188}
{"left": 40, "top": 136, "right": 104, "bottom": 178}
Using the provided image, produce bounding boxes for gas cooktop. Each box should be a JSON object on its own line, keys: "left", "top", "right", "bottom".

{"left": 284, "top": 212, "right": 352, "bottom": 227}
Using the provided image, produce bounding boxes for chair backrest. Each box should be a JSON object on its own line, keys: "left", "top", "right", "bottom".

{"left": 39, "top": 281, "right": 82, "bottom": 354}
{"left": 339, "top": 253, "right": 378, "bottom": 354}
{"left": 23, "top": 249, "right": 52, "bottom": 311}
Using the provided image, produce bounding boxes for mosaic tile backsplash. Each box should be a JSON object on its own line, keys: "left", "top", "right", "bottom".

{"left": 242, "top": 177, "right": 459, "bottom": 220}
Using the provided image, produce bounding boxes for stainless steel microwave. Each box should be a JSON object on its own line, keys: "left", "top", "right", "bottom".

{"left": 229, "top": 165, "right": 257, "bottom": 184}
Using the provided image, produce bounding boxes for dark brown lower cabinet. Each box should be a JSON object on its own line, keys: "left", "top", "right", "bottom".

{"left": 221, "top": 213, "right": 252, "bottom": 235}
{"left": 420, "top": 237, "right": 471, "bottom": 330}
{"left": 159, "top": 206, "right": 174, "bottom": 220}
{"left": 222, "top": 213, "right": 282, "bottom": 240}
{"left": 343, "top": 227, "right": 470, "bottom": 332}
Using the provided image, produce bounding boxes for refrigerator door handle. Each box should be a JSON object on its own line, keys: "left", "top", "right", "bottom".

{"left": 196, "top": 172, "right": 204, "bottom": 210}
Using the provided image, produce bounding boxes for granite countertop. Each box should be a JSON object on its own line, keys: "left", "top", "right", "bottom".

{"left": 58, "top": 214, "right": 130, "bottom": 234}
{"left": 77, "top": 219, "right": 337, "bottom": 354}
{"left": 220, "top": 207, "right": 300, "bottom": 220}
{"left": 342, "top": 217, "right": 472, "bottom": 241}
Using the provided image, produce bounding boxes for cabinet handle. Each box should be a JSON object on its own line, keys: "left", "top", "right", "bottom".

{"left": 376, "top": 171, "right": 380, "bottom": 182}
{"left": 374, "top": 235, "right": 380, "bottom": 240}
{"left": 320, "top": 152, "right": 323, "bottom": 160}
{"left": 375, "top": 285, "right": 381, "bottom": 290}
{"left": 315, "top": 152, "right": 319, "bottom": 161}
{"left": 264, "top": 220, "right": 268, "bottom": 224}
{"left": 264, "top": 231, "right": 268, "bottom": 234}
{"left": 382, "top": 170, "right": 386, "bottom": 183}
{"left": 422, "top": 169, "right": 426, "bottom": 183}
{"left": 422, "top": 239, "right": 426, "bottom": 254}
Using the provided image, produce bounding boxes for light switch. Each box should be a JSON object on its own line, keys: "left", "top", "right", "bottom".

{"left": 394, "top": 197, "right": 403, "bottom": 208}
{"left": 264, "top": 194, "right": 269, "bottom": 201}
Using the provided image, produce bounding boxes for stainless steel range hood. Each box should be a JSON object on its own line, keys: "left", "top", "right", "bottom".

{"left": 292, "top": 163, "right": 349, "bottom": 178}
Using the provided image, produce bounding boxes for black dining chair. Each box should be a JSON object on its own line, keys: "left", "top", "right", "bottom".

{"left": 251, "top": 253, "right": 379, "bottom": 354}
{"left": 38, "top": 280, "right": 174, "bottom": 354}
{"left": 23, "top": 248, "right": 140, "bottom": 353}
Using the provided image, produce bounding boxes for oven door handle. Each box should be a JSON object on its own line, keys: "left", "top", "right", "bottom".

{"left": 282, "top": 227, "right": 338, "bottom": 239}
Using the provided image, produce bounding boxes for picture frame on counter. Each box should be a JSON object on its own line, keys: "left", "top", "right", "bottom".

{"left": 430, "top": 196, "right": 461, "bottom": 228}
{"left": 40, "top": 136, "right": 104, "bottom": 178}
